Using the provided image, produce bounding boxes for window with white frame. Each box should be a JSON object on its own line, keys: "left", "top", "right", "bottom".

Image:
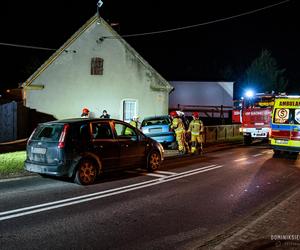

{"left": 123, "top": 100, "right": 137, "bottom": 122}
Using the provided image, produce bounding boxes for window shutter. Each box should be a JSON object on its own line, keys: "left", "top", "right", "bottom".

{"left": 91, "top": 57, "right": 104, "bottom": 75}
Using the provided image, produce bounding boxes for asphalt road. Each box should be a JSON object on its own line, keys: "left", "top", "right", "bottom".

{"left": 1, "top": 144, "right": 300, "bottom": 250}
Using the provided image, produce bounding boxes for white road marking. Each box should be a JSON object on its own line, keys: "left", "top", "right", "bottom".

{"left": 253, "top": 153, "right": 263, "bottom": 157}
{"left": 142, "top": 173, "right": 167, "bottom": 178}
{"left": 0, "top": 164, "right": 223, "bottom": 221}
{"left": 234, "top": 158, "right": 248, "bottom": 162}
{"left": 155, "top": 170, "right": 177, "bottom": 175}
{"left": 0, "top": 175, "right": 36, "bottom": 183}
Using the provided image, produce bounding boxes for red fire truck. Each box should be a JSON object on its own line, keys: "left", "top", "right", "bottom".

{"left": 233, "top": 91, "right": 277, "bottom": 145}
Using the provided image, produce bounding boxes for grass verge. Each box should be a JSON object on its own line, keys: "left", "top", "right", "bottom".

{"left": 0, "top": 151, "right": 27, "bottom": 178}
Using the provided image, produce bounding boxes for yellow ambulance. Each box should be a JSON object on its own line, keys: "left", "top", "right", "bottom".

{"left": 270, "top": 96, "right": 300, "bottom": 155}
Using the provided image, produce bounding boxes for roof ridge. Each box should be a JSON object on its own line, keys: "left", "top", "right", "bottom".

{"left": 24, "top": 15, "right": 98, "bottom": 87}
{"left": 23, "top": 14, "right": 172, "bottom": 91}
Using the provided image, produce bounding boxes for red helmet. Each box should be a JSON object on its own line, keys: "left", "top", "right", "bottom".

{"left": 170, "top": 111, "right": 177, "bottom": 117}
{"left": 192, "top": 112, "right": 199, "bottom": 118}
{"left": 82, "top": 108, "right": 89, "bottom": 113}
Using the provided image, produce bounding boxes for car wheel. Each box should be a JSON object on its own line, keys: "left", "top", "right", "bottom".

{"left": 147, "top": 151, "right": 161, "bottom": 172}
{"left": 243, "top": 135, "right": 252, "bottom": 145}
{"left": 273, "top": 149, "right": 281, "bottom": 158}
{"left": 74, "top": 159, "right": 97, "bottom": 185}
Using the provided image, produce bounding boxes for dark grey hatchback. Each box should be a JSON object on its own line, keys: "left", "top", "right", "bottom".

{"left": 25, "top": 118, "right": 164, "bottom": 185}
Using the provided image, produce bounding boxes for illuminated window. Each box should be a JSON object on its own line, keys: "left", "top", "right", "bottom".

{"left": 91, "top": 57, "right": 104, "bottom": 75}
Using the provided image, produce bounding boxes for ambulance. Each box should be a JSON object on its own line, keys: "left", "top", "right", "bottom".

{"left": 269, "top": 96, "right": 300, "bottom": 155}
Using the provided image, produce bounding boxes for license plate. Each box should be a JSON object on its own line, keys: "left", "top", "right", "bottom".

{"left": 32, "top": 147, "right": 47, "bottom": 154}
{"left": 150, "top": 128, "right": 162, "bottom": 133}
{"left": 275, "top": 140, "right": 288, "bottom": 145}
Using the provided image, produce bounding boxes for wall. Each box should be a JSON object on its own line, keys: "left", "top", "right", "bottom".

{"left": 25, "top": 17, "right": 170, "bottom": 122}
{"left": 169, "top": 81, "right": 234, "bottom": 108}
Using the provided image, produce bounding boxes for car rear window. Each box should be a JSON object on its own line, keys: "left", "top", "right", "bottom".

{"left": 142, "top": 117, "right": 170, "bottom": 127}
{"left": 32, "top": 124, "right": 64, "bottom": 142}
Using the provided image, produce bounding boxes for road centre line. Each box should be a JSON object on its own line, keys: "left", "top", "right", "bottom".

{"left": 0, "top": 165, "right": 222, "bottom": 221}
{"left": 155, "top": 170, "right": 177, "bottom": 175}
{"left": 145, "top": 168, "right": 211, "bottom": 178}
{"left": 143, "top": 173, "right": 167, "bottom": 178}
{"left": 253, "top": 153, "right": 263, "bottom": 157}
{"left": 0, "top": 164, "right": 217, "bottom": 217}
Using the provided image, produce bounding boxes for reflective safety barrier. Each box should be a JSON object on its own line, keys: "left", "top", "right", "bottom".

{"left": 204, "top": 124, "right": 242, "bottom": 143}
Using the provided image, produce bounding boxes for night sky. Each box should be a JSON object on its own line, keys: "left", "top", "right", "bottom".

{"left": 0, "top": 0, "right": 299, "bottom": 96}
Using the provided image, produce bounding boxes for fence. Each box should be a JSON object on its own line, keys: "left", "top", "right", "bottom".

{"left": 0, "top": 102, "right": 17, "bottom": 142}
{"left": 204, "top": 124, "right": 241, "bottom": 144}
{"left": 0, "top": 101, "right": 55, "bottom": 143}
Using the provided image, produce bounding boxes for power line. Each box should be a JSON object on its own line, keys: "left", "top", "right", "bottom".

{"left": 0, "top": 0, "right": 290, "bottom": 50}
{"left": 0, "top": 42, "right": 56, "bottom": 51}
{"left": 107, "top": 0, "right": 290, "bottom": 38}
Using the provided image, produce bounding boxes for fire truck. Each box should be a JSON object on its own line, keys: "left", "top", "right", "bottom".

{"left": 233, "top": 91, "right": 277, "bottom": 145}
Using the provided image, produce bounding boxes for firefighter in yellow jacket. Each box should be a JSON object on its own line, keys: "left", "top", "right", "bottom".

{"left": 170, "top": 111, "right": 187, "bottom": 154}
{"left": 188, "top": 112, "right": 204, "bottom": 154}
{"left": 125, "top": 115, "right": 140, "bottom": 135}
{"left": 130, "top": 115, "right": 140, "bottom": 128}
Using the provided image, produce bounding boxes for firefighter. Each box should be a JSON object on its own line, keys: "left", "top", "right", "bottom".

{"left": 170, "top": 111, "right": 187, "bottom": 154}
{"left": 81, "top": 108, "right": 90, "bottom": 118}
{"left": 130, "top": 115, "right": 140, "bottom": 128}
{"left": 188, "top": 111, "right": 204, "bottom": 154}
{"left": 125, "top": 115, "right": 140, "bottom": 136}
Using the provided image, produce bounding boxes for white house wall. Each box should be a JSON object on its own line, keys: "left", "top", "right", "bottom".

{"left": 26, "top": 19, "right": 169, "bottom": 121}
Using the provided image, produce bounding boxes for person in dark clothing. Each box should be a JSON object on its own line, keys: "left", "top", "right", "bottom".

{"left": 100, "top": 110, "right": 110, "bottom": 118}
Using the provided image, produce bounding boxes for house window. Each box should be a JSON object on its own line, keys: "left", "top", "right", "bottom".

{"left": 123, "top": 100, "right": 137, "bottom": 122}
{"left": 91, "top": 57, "right": 104, "bottom": 75}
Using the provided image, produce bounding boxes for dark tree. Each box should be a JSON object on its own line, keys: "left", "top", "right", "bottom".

{"left": 243, "top": 49, "right": 288, "bottom": 93}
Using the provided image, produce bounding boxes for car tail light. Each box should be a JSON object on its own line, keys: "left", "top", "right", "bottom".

{"left": 269, "top": 128, "right": 272, "bottom": 137}
{"left": 58, "top": 124, "right": 70, "bottom": 149}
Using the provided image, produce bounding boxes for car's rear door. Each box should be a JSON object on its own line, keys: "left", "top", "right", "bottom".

{"left": 113, "top": 121, "right": 147, "bottom": 167}
{"left": 90, "top": 121, "right": 120, "bottom": 170}
{"left": 27, "top": 123, "right": 64, "bottom": 166}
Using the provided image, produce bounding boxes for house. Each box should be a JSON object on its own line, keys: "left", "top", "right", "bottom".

{"left": 169, "top": 81, "right": 234, "bottom": 122}
{"left": 23, "top": 15, "right": 173, "bottom": 121}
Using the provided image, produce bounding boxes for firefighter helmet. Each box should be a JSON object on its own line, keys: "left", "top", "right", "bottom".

{"left": 82, "top": 108, "right": 89, "bottom": 114}
{"left": 192, "top": 112, "right": 199, "bottom": 118}
{"left": 132, "top": 115, "right": 139, "bottom": 121}
{"left": 170, "top": 111, "right": 177, "bottom": 117}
